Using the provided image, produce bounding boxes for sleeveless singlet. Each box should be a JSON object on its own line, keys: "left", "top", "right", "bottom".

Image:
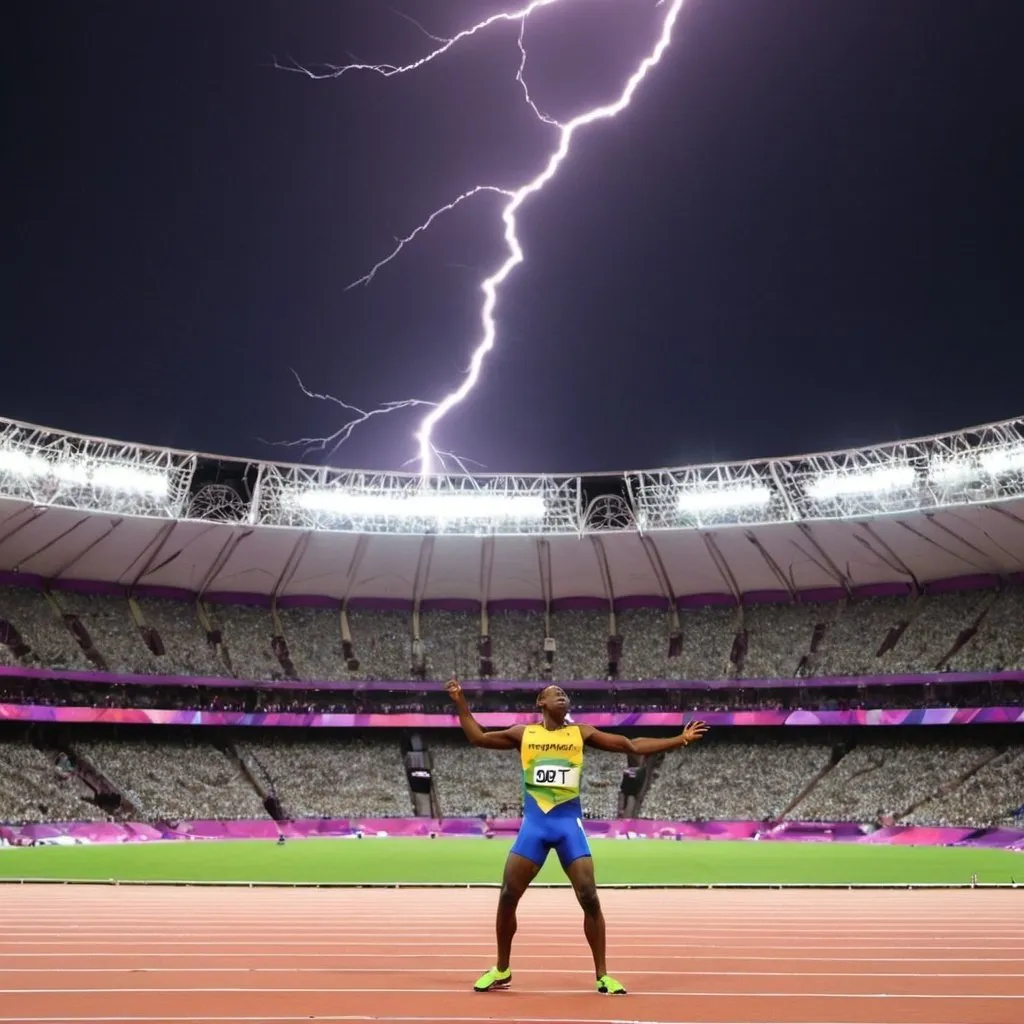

{"left": 519, "top": 722, "right": 584, "bottom": 814}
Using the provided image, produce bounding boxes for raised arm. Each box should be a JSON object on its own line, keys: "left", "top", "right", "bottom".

{"left": 445, "top": 676, "right": 525, "bottom": 750}
{"left": 581, "top": 720, "right": 708, "bottom": 755}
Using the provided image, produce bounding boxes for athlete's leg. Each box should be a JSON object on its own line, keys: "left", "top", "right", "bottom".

{"left": 495, "top": 852, "right": 542, "bottom": 971}
{"left": 475, "top": 825, "right": 548, "bottom": 990}
{"left": 553, "top": 815, "right": 609, "bottom": 980}
{"left": 563, "top": 854, "right": 607, "bottom": 978}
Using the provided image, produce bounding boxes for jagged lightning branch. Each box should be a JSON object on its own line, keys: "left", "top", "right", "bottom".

{"left": 345, "top": 185, "right": 514, "bottom": 291}
{"left": 260, "top": 369, "right": 436, "bottom": 459}
{"left": 276, "top": 0, "right": 566, "bottom": 81}
{"left": 409, "top": 0, "right": 685, "bottom": 475}
{"left": 516, "top": 13, "right": 560, "bottom": 127}
{"left": 288, "top": 0, "right": 686, "bottom": 478}
{"left": 265, "top": 371, "right": 476, "bottom": 474}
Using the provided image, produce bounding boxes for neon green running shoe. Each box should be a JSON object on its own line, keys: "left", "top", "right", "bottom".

{"left": 473, "top": 966, "right": 512, "bottom": 992}
{"left": 596, "top": 974, "right": 627, "bottom": 995}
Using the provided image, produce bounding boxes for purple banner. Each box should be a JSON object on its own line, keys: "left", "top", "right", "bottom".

{"left": 1, "top": 703, "right": 1023, "bottom": 728}
{"left": 2, "top": 663, "right": 1022, "bottom": 692}
{"left": 3, "top": 816, "right": 1022, "bottom": 851}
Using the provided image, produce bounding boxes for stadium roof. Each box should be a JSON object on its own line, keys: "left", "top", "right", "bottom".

{"left": 1, "top": 414, "right": 1023, "bottom": 604}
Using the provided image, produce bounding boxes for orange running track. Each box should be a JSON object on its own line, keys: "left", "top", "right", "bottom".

{"left": 0, "top": 885, "right": 1021, "bottom": 1023}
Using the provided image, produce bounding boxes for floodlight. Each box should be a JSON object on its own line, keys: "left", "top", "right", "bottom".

{"left": 676, "top": 485, "right": 772, "bottom": 514}
{"left": 928, "top": 459, "right": 976, "bottom": 486}
{"left": 0, "top": 447, "right": 169, "bottom": 497}
{"left": 980, "top": 446, "right": 1024, "bottom": 476}
{"left": 53, "top": 461, "right": 91, "bottom": 485}
{"left": 89, "top": 463, "right": 169, "bottom": 496}
{"left": 0, "top": 449, "right": 48, "bottom": 477}
{"left": 807, "top": 466, "right": 916, "bottom": 500}
{"left": 292, "top": 488, "right": 546, "bottom": 521}
{"left": 930, "top": 446, "right": 1024, "bottom": 486}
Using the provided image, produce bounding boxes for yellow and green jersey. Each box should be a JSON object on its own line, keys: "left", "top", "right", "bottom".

{"left": 520, "top": 722, "right": 584, "bottom": 814}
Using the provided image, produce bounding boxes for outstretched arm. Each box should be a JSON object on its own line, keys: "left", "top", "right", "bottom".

{"left": 581, "top": 720, "right": 708, "bottom": 755}
{"left": 445, "top": 676, "right": 524, "bottom": 750}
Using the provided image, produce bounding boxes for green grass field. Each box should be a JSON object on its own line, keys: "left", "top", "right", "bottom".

{"left": 0, "top": 837, "right": 1020, "bottom": 885}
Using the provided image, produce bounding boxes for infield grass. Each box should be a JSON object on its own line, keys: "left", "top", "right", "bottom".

{"left": 0, "top": 837, "right": 1020, "bottom": 885}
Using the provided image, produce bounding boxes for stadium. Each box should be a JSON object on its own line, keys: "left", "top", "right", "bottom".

{"left": 1, "top": 410, "right": 1022, "bottom": 1020}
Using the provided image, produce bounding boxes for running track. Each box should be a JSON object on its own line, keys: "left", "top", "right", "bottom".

{"left": 0, "top": 886, "right": 1021, "bottom": 1023}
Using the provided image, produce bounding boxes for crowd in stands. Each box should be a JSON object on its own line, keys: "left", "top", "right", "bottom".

{"left": 1, "top": 726, "right": 1020, "bottom": 831}
{"left": 1, "top": 677, "right": 1020, "bottom": 716}
{"left": 0, "top": 739, "right": 103, "bottom": 823}
{"left": 793, "top": 739, "right": 998, "bottom": 826}
{"left": 71, "top": 735, "right": 266, "bottom": 822}
{"left": 429, "top": 737, "right": 524, "bottom": 818}
{"left": 647, "top": 733, "right": 1022, "bottom": 830}
{"left": 237, "top": 736, "right": 410, "bottom": 819}
{"left": 1, "top": 583, "right": 1021, "bottom": 836}
{"left": 3, "top": 586, "right": 1023, "bottom": 685}
{"left": 905, "top": 747, "right": 1024, "bottom": 829}
{"left": 626, "top": 731, "right": 1022, "bottom": 828}
{"left": 644, "top": 736, "right": 833, "bottom": 822}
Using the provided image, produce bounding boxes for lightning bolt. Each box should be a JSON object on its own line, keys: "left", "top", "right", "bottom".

{"left": 261, "top": 370, "right": 435, "bottom": 460}
{"left": 275, "top": 0, "right": 566, "bottom": 82}
{"left": 289, "top": 0, "right": 686, "bottom": 478}
{"left": 345, "top": 185, "right": 514, "bottom": 292}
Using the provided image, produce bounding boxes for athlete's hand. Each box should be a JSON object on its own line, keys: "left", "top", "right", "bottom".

{"left": 681, "top": 720, "right": 708, "bottom": 745}
{"left": 445, "top": 675, "right": 465, "bottom": 704}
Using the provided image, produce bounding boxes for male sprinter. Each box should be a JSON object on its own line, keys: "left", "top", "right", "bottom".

{"left": 445, "top": 677, "right": 708, "bottom": 995}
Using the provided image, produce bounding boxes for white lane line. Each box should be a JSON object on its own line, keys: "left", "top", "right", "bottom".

{"left": 7, "top": 928, "right": 1023, "bottom": 937}
{"left": 3, "top": 940, "right": 1019, "bottom": 951}
{"left": 0, "top": 1017, "right": 681, "bottom": 1024}
{"left": 4, "top": 909, "right": 1019, "bottom": 917}
{"left": 6, "top": 890, "right": 1016, "bottom": 898}
{"left": 6, "top": 915, "right": 1018, "bottom": 921}
{"left": 0, "top": 1017, "right": 910, "bottom": 1024}
{"left": 3, "top": 909, "right": 1017, "bottom": 918}
{"left": 2, "top": 901, "right": 1017, "bottom": 911}
{"left": 2, "top": 968, "right": 1020, "bottom": 978}
{"left": 2, "top": 952, "right": 1020, "bottom": 962}
{"left": 1, "top": 891, "right": 1013, "bottom": 897}
{"left": 4, "top": 895, "right": 1017, "bottom": 903}
{"left": 5, "top": 912, "right": 1019, "bottom": 920}
{"left": 4, "top": 987, "right": 1022, "bottom": 998}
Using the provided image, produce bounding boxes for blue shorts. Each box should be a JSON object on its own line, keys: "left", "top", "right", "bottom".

{"left": 510, "top": 796, "right": 591, "bottom": 869}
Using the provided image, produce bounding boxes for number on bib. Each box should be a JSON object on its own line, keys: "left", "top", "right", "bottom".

{"left": 531, "top": 764, "right": 580, "bottom": 789}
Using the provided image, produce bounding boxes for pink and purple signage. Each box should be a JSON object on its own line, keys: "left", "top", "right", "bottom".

{"left": 2, "top": 816, "right": 1022, "bottom": 851}
{"left": 3, "top": 663, "right": 1023, "bottom": 692}
{"left": 0, "top": 702, "right": 1022, "bottom": 728}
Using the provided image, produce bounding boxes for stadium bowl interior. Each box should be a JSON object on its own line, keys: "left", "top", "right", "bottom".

{"left": 1, "top": 412, "right": 1022, "bottom": 884}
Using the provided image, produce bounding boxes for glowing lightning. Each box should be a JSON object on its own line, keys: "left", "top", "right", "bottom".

{"left": 410, "top": 0, "right": 685, "bottom": 476}
{"left": 292, "top": 0, "right": 686, "bottom": 478}
{"left": 276, "top": 0, "right": 566, "bottom": 81}
{"left": 262, "top": 370, "right": 435, "bottom": 460}
{"left": 345, "top": 185, "right": 514, "bottom": 292}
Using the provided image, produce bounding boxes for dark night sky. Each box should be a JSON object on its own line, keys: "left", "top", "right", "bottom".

{"left": 6, "top": 0, "right": 1023, "bottom": 475}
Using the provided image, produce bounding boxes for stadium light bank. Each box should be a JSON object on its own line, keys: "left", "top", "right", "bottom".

{"left": 1, "top": 414, "right": 1023, "bottom": 535}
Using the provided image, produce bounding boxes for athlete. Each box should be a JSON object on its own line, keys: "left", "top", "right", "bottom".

{"left": 445, "top": 676, "right": 708, "bottom": 995}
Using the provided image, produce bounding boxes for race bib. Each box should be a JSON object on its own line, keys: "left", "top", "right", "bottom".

{"left": 531, "top": 764, "right": 580, "bottom": 790}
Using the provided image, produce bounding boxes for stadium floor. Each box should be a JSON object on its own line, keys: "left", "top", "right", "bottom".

{"left": 0, "top": 886, "right": 1021, "bottom": 1023}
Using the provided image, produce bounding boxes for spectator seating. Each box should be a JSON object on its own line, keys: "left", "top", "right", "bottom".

{"left": 2, "top": 586, "right": 1022, "bottom": 683}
